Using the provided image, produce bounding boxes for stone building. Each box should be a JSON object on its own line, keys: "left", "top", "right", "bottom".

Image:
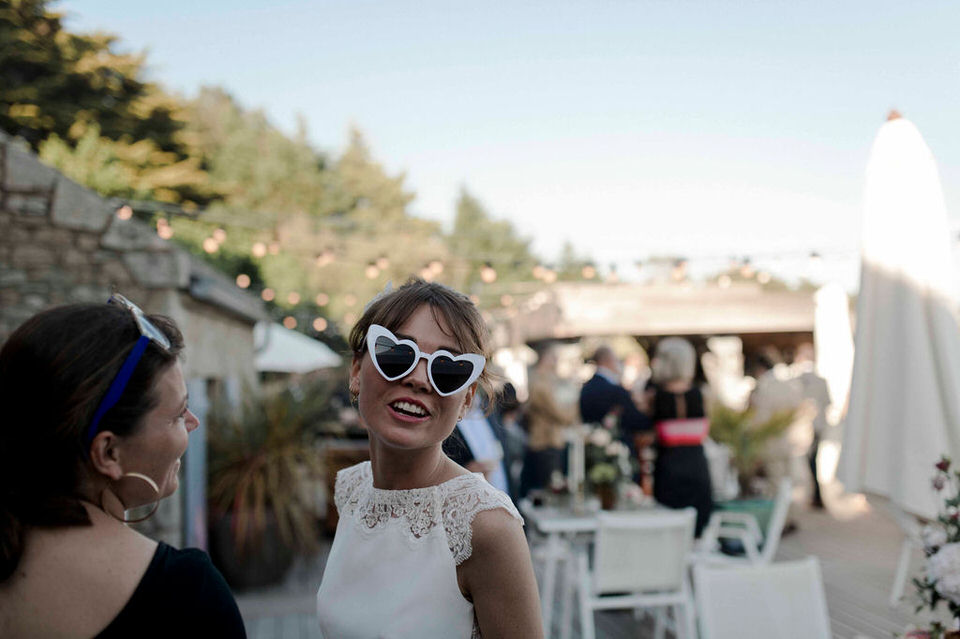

{"left": 0, "top": 131, "right": 268, "bottom": 549}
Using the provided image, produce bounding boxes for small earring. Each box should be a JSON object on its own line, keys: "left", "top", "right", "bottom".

{"left": 101, "top": 472, "right": 161, "bottom": 524}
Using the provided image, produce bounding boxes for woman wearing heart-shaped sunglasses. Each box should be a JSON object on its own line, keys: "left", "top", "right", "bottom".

{"left": 317, "top": 278, "right": 543, "bottom": 638}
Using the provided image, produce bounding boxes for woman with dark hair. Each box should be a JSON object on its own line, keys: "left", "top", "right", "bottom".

{"left": 0, "top": 297, "right": 245, "bottom": 638}
{"left": 316, "top": 279, "right": 542, "bottom": 638}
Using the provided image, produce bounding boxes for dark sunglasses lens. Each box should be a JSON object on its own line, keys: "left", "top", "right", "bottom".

{"left": 430, "top": 356, "right": 474, "bottom": 394}
{"left": 374, "top": 336, "right": 416, "bottom": 378}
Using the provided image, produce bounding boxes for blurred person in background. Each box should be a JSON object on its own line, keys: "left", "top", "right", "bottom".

{"left": 455, "top": 389, "right": 510, "bottom": 495}
{"left": 521, "top": 346, "right": 577, "bottom": 496}
{"left": 646, "top": 337, "right": 713, "bottom": 536}
{"left": 792, "top": 343, "right": 831, "bottom": 509}
{"left": 579, "top": 345, "right": 650, "bottom": 454}
{"left": 490, "top": 383, "right": 525, "bottom": 503}
{"left": 0, "top": 298, "right": 245, "bottom": 639}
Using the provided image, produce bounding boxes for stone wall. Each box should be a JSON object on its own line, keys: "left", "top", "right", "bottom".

{"left": 0, "top": 132, "right": 174, "bottom": 338}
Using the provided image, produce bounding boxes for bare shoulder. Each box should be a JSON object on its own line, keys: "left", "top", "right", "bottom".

{"left": 457, "top": 499, "right": 544, "bottom": 638}
{"left": 468, "top": 507, "right": 526, "bottom": 557}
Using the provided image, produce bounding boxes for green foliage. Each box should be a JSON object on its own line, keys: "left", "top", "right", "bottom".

{"left": 206, "top": 385, "right": 334, "bottom": 553}
{"left": 709, "top": 403, "right": 795, "bottom": 496}
{"left": 556, "top": 241, "right": 594, "bottom": 281}
{"left": 3, "top": 0, "right": 596, "bottom": 332}
{"left": 448, "top": 187, "right": 538, "bottom": 291}
{"left": 1, "top": 0, "right": 215, "bottom": 205}
{"left": 39, "top": 123, "right": 211, "bottom": 202}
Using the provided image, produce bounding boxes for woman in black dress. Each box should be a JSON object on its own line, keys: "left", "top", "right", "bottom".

{"left": 647, "top": 337, "right": 713, "bottom": 537}
{"left": 0, "top": 297, "right": 245, "bottom": 638}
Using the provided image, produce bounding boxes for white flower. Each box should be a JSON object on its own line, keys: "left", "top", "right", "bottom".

{"left": 921, "top": 525, "right": 948, "bottom": 552}
{"left": 927, "top": 543, "right": 960, "bottom": 604}
{"left": 589, "top": 428, "right": 613, "bottom": 447}
{"left": 605, "top": 441, "right": 629, "bottom": 458}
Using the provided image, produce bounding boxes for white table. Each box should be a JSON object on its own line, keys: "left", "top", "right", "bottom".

{"left": 520, "top": 497, "right": 664, "bottom": 638}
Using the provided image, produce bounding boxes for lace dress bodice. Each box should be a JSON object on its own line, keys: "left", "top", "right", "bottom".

{"left": 316, "top": 462, "right": 522, "bottom": 639}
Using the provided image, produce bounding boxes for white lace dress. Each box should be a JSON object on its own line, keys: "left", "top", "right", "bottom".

{"left": 316, "top": 461, "right": 523, "bottom": 638}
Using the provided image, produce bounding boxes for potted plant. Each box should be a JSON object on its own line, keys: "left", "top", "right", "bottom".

{"left": 206, "top": 382, "right": 329, "bottom": 590}
{"left": 708, "top": 403, "right": 796, "bottom": 498}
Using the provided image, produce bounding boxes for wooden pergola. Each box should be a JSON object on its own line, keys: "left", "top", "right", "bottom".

{"left": 492, "top": 280, "right": 821, "bottom": 362}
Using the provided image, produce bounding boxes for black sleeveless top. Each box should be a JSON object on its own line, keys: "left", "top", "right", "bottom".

{"left": 95, "top": 542, "right": 246, "bottom": 638}
{"left": 650, "top": 387, "right": 713, "bottom": 536}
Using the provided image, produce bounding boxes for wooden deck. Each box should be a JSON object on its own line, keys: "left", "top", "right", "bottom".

{"left": 236, "top": 487, "right": 948, "bottom": 638}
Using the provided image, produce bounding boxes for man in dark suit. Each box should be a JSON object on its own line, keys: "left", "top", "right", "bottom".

{"left": 579, "top": 345, "right": 651, "bottom": 447}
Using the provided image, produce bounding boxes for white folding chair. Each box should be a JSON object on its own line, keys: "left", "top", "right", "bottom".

{"left": 697, "top": 478, "right": 792, "bottom": 565}
{"left": 577, "top": 508, "right": 697, "bottom": 639}
{"left": 693, "top": 556, "right": 831, "bottom": 639}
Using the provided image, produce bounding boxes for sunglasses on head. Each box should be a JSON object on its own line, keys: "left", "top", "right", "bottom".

{"left": 85, "top": 295, "right": 171, "bottom": 447}
{"left": 366, "top": 324, "right": 485, "bottom": 397}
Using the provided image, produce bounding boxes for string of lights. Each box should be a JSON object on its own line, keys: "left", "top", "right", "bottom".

{"left": 111, "top": 199, "right": 870, "bottom": 334}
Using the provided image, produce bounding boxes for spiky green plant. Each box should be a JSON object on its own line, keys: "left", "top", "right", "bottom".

{"left": 709, "top": 404, "right": 796, "bottom": 496}
{"left": 207, "top": 387, "right": 327, "bottom": 554}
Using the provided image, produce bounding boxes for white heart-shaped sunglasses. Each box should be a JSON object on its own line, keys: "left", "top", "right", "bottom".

{"left": 366, "top": 324, "right": 485, "bottom": 396}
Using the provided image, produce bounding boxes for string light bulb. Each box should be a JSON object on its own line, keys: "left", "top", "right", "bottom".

{"left": 315, "top": 249, "right": 335, "bottom": 267}
{"left": 365, "top": 263, "right": 380, "bottom": 279}
{"left": 315, "top": 292, "right": 329, "bottom": 306}
{"left": 313, "top": 317, "right": 328, "bottom": 332}
{"left": 480, "top": 263, "right": 497, "bottom": 284}
{"left": 261, "top": 288, "right": 275, "bottom": 302}
{"left": 375, "top": 255, "right": 390, "bottom": 270}
{"left": 116, "top": 205, "right": 133, "bottom": 220}
{"left": 236, "top": 274, "right": 251, "bottom": 289}
{"left": 287, "top": 291, "right": 301, "bottom": 305}
{"left": 283, "top": 316, "right": 297, "bottom": 329}
{"left": 252, "top": 242, "right": 267, "bottom": 258}
{"left": 212, "top": 228, "right": 226, "bottom": 243}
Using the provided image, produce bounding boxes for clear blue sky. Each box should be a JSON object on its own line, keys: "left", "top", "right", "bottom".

{"left": 65, "top": 0, "right": 960, "bottom": 286}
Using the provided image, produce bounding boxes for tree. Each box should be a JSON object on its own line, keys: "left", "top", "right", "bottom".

{"left": 1, "top": 0, "right": 213, "bottom": 205}
{"left": 448, "top": 187, "right": 538, "bottom": 291}
{"left": 556, "top": 241, "right": 594, "bottom": 281}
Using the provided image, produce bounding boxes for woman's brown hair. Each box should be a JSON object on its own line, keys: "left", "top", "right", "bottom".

{"left": 348, "top": 278, "right": 494, "bottom": 399}
{"left": 0, "top": 302, "right": 183, "bottom": 582}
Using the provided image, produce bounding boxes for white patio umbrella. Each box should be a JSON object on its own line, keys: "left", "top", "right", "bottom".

{"left": 838, "top": 113, "right": 960, "bottom": 522}
{"left": 254, "top": 321, "right": 343, "bottom": 374}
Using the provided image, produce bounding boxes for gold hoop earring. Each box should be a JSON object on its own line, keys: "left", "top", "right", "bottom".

{"left": 101, "top": 472, "right": 161, "bottom": 524}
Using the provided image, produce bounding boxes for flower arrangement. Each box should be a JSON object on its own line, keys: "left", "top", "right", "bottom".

{"left": 584, "top": 425, "right": 632, "bottom": 487}
{"left": 907, "top": 456, "right": 960, "bottom": 638}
